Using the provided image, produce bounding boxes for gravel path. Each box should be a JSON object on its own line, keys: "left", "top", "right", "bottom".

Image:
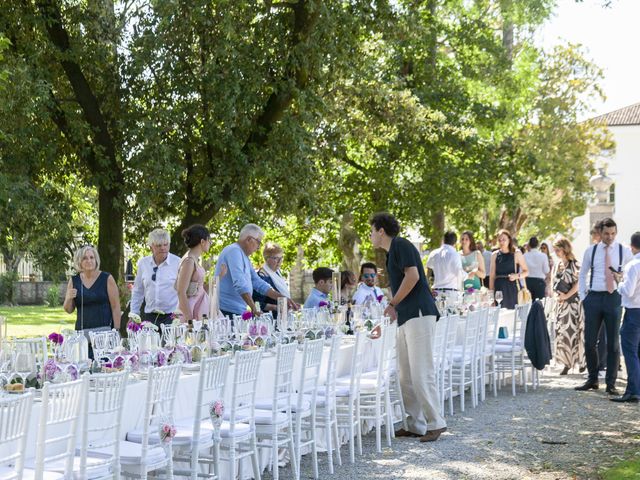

{"left": 292, "top": 366, "right": 640, "bottom": 479}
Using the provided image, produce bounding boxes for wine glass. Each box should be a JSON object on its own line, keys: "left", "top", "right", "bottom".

{"left": 495, "top": 291, "right": 503, "bottom": 308}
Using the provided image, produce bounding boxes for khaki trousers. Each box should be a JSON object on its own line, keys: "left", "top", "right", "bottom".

{"left": 397, "top": 314, "right": 447, "bottom": 434}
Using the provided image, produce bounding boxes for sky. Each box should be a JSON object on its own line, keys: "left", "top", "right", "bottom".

{"left": 537, "top": 0, "right": 640, "bottom": 117}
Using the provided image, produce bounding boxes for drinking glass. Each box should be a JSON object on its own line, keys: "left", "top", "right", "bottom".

{"left": 495, "top": 291, "right": 503, "bottom": 308}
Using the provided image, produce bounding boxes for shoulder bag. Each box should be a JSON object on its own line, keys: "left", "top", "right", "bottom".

{"left": 515, "top": 254, "right": 532, "bottom": 305}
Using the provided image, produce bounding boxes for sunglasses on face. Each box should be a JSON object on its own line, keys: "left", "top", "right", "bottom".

{"left": 152, "top": 266, "right": 158, "bottom": 281}
{"left": 362, "top": 273, "right": 376, "bottom": 279}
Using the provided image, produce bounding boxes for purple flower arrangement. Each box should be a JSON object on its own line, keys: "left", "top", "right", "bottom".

{"left": 466, "top": 287, "right": 475, "bottom": 294}
{"left": 318, "top": 300, "right": 329, "bottom": 308}
{"left": 43, "top": 359, "right": 60, "bottom": 381}
{"left": 48, "top": 332, "right": 64, "bottom": 345}
{"left": 241, "top": 311, "right": 253, "bottom": 321}
{"left": 376, "top": 295, "right": 384, "bottom": 303}
{"left": 127, "top": 321, "right": 142, "bottom": 333}
{"left": 260, "top": 325, "right": 268, "bottom": 336}
{"left": 248, "top": 323, "right": 258, "bottom": 337}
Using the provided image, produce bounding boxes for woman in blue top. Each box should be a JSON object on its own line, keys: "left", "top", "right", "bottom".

{"left": 63, "top": 245, "right": 121, "bottom": 332}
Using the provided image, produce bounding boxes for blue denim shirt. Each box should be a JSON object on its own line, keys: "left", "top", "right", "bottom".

{"left": 215, "top": 243, "right": 271, "bottom": 315}
{"left": 303, "top": 287, "right": 329, "bottom": 309}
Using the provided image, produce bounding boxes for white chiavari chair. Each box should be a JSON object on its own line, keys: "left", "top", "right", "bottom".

{"left": 0, "top": 392, "right": 33, "bottom": 480}
{"left": 450, "top": 310, "right": 480, "bottom": 412}
{"left": 495, "top": 303, "right": 532, "bottom": 396}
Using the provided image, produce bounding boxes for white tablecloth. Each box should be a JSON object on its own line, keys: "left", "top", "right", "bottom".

{"left": 14, "top": 338, "right": 380, "bottom": 478}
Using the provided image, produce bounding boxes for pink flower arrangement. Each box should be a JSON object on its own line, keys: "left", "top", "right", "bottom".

{"left": 318, "top": 300, "right": 328, "bottom": 308}
{"left": 48, "top": 332, "right": 64, "bottom": 345}
{"left": 43, "top": 359, "right": 60, "bottom": 381}
{"left": 241, "top": 311, "right": 253, "bottom": 321}
{"left": 259, "top": 325, "right": 268, "bottom": 336}
{"left": 113, "top": 356, "right": 125, "bottom": 369}
{"left": 210, "top": 400, "right": 224, "bottom": 421}
{"left": 159, "top": 423, "right": 177, "bottom": 443}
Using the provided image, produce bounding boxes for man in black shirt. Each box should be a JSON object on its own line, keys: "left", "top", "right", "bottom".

{"left": 370, "top": 212, "right": 447, "bottom": 442}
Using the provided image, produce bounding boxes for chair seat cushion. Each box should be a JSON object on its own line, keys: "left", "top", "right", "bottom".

{"left": 26, "top": 455, "right": 112, "bottom": 480}
{"left": 86, "top": 440, "right": 167, "bottom": 465}
{"left": 127, "top": 420, "right": 213, "bottom": 447}
{"left": 318, "top": 385, "right": 351, "bottom": 397}
{"left": 174, "top": 418, "right": 251, "bottom": 439}
{"left": 255, "top": 394, "right": 311, "bottom": 412}
{"left": 16, "top": 469, "right": 65, "bottom": 480}
{"left": 494, "top": 344, "right": 523, "bottom": 353}
{"left": 253, "top": 408, "right": 289, "bottom": 425}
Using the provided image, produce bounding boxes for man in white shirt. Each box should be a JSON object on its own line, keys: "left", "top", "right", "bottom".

{"left": 611, "top": 232, "right": 640, "bottom": 403}
{"left": 524, "top": 236, "right": 550, "bottom": 300}
{"left": 427, "top": 231, "right": 464, "bottom": 298}
{"left": 352, "top": 262, "right": 385, "bottom": 305}
{"left": 130, "top": 228, "right": 181, "bottom": 326}
{"left": 576, "top": 218, "right": 633, "bottom": 394}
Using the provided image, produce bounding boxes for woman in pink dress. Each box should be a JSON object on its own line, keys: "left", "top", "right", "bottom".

{"left": 176, "top": 224, "right": 211, "bottom": 321}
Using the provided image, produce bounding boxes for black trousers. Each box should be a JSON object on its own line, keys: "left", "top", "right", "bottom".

{"left": 525, "top": 277, "right": 546, "bottom": 301}
{"left": 583, "top": 291, "right": 622, "bottom": 386}
{"left": 597, "top": 325, "right": 607, "bottom": 371}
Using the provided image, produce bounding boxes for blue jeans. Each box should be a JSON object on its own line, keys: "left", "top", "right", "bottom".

{"left": 620, "top": 308, "right": 640, "bottom": 396}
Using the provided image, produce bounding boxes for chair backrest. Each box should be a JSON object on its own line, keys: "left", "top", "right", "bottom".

{"left": 475, "top": 308, "right": 490, "bottom": 360}
{"left": 295, "top": 339, "right": 325, "bottom": 411}
{"left": 13, "top": 336, "right": 48, "bottom": 367}
{"left": 0, "top": 315, "right": 6, "bottom": 345}
{"left": 375, "top": 324, "right": 397, "bottom": 388}
{"left": 0, "top": 392, "right": 33, "bottom": 479}
{"left": 433, "top": 316, "right": 448, "bottom": 368}
{"left": 347, "top": 331, "right": 368, "bottom": 400}
{"left": 485, "top": 307, "right": 500, "bottom": 353}
{"left": 443, "top": 314, "right": 459, "bottom": 364}
{"left": 139, "top": 365, "right": 181, "bottom": 458}
{"left": 35, "top": 376, "right": 88, "bottom": 478}
{"left": 320, "top": 335, "right": 342, "bottom": 401}
{"left": 79, "top": 370, "right": 129, "bottom": 478}
{"left": 266, "top": 342, "right": 298, "bottom": 420}
{"left": 228, "top": 349, "right": 262, "bottom": 432}
{"left": 512, "top": 303, "right": 532, "bottom": 346}
{"left": 195, "top": 355, "right": 231, "bottom": 423}
{"left": 460, "top": 310, "right": 480, "bottom": 362}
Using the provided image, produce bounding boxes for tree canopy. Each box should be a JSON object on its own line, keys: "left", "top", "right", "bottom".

{"left": 0, "top": 0, "right": 611, "bottom": 278}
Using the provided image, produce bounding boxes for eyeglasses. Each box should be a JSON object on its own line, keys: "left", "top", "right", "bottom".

{"left": 152, "top": 266, "right": 158, "bottom": 282}
{"left": 249, "top": 236, "right": 262, "bottom": 246}
{"left": 362, "top": 273, "right": 376, "bottom": 279}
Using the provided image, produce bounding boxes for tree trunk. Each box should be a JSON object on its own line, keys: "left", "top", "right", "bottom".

{"left": 430, "top": 210, "right": 445, "bottom": 249}
{"left": 97, "top": 186, "right": 124, "bottom": 283}
{"left": 500, "top": 0, "right": 514, "bottom": 63}
{"left": 338, "top": 212, "right": 362, "bottom": 274}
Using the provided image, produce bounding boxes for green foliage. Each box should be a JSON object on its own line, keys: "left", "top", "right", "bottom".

{"left": 45, "top": 284, "right": 60, "bottom": 308}
{"left": 0, "top": 0, "right": 613, "bottom": 270}
{"left": 0, "top": 272, "right": 19, "bottom": 304}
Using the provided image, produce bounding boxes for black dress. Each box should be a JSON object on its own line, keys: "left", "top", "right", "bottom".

{"left": 72, "top": 271, "right": 114, "bottom": 330}
{"left": 494, "top": 251, "right": 518, "bottom": 309}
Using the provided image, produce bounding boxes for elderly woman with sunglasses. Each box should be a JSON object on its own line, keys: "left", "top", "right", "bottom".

{"left": 130, "top": 228, "right": 181, "bottom": 326}
{"left": 252, "top": 242, "right": 291, "bottom": 318}
{"left": 352, "top": 262, "right": 385, "bottom": 305}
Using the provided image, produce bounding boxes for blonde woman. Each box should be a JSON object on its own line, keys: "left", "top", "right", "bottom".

{"left": 63, "top": 245, "right": 121, "bottom": 332}
{"left": 553, "top": 238, "right": 585, "bottom": 375}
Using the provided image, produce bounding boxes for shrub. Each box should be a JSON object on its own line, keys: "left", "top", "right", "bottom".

{"left": 46, "top": 284, "right": 61, "bottom": 308}
{"left": 0, "top": 271, "right": 19, "bottom": 304}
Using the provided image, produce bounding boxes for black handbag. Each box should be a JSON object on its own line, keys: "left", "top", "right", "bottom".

{"left": 553, "top": 278, "right": 571, "bottom": 294}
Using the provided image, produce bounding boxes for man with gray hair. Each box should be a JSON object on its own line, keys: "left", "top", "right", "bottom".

{"left": 215, "top": 224, "right": 296, "bottom": 317}
{"left": 130, "top": 228, "right": 181, "bottom": 326}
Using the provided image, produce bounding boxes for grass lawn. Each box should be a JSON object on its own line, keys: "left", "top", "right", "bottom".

{"left": 0, "top": 305, "right": 75, "bottom": 338}
{"left": 601, "top": 457, "right": 640, "bottom": 479}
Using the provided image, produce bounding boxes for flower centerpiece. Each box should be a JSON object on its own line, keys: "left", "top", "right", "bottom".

{"left": 241, "top": 310, "right": 253, "bottom": 321}
{"left": 48, "top": 332, "right": 64, "bottom": 359}
{"left": 318, "top": 300, "right": 329, "bottom": 308}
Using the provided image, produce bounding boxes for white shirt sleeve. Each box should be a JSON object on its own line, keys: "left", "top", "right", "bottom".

{"left": 130, "top": 258, "right": 146, "bottom": 315}
{"left": 578, "top": 246, "right": 592, "bottom": 301}
{"left": 619, "top": 262, "right": 639, "bottom": 300}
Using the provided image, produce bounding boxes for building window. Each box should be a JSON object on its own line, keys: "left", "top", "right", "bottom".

{"left": 609, "top": 184, "right": 615, "bottom": 203}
